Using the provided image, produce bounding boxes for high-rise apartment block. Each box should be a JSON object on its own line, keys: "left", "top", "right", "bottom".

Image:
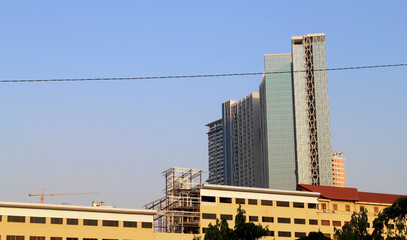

{"left": 207, "top": 33, "right": 336, "bottom": 190}
{"left": 221, "top": 92, "right": 262, "bottom": 187}
{"left": 331, "top": 150, "right": 346, "bottom": 187}
{"left": 206, "top": 119, "right": 224, "bottom": 185}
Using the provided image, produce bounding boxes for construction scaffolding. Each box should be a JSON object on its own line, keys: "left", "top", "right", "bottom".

{"left": 144, "top": 167, "right": 204, "bottom": 234}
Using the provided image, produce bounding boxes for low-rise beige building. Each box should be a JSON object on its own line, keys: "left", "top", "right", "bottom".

{"left": 0, "top": 168, "right": 404, "bottom": 240}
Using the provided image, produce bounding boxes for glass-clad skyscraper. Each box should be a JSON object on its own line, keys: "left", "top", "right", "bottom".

{"left": 260, "top": 33, "right": 333, "bottom": 190}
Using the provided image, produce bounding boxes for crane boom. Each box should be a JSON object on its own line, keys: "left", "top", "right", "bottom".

{"left": 28, "top": 189, "right": 99, "bottom": 203}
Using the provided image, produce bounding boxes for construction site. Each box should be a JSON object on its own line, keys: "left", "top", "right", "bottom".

{"left": 144, "top": 167, "right": 204, "bottom": 234}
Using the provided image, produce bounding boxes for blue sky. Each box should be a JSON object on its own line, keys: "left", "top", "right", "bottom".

{"left": 0, "top": 1, "right": 406, "bottom": 208}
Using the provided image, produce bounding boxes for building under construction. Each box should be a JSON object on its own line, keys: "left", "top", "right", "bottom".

{"left": 144, "top": 167, "right": 203, "bottom": 234}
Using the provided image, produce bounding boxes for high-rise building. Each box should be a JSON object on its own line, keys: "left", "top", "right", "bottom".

{"left": 331, "top": 150, "right": 346, "bottom": 187}
{"left": 221, "top": 92, "right": 262, "bottom": 187}
{"left": 260, "top": 33, "right": 333, "bottom": 190}
{"left": 206, "top": 119, "right": 224, "bottom": 185}
{"left": 208, "top": 33, "right": 334, "bottom": 190}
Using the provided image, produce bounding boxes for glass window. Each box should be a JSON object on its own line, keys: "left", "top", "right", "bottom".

{"left": 102, "top": 220, "right": 118, "bottom": 227}
{"left": 201, "top": 196, "right": 216, "bottom": 202}
{"left": 220, "top": 214, "right": 232, "bottom": 221}
{"left": 83, "top": 219, "right": 98, "bottom": 226}
{"left": 261, "top": 200, "right": 273, "bottom": 206}
{"left": 202, "top": 213, "right": 216, "bottom": 219}
{"left": 333, "top": 221, "right": 341, "bottom": 226}
{"left": 293, "top": 202, "right": 304, "bottom": 208}
{"left": 249, "top": 216, "right": 258, "bottom": 222}
{"left": 277, "top": 217, "right": 290, "bottom": 224}
{"left": 67, "top": 219, "right": 78, "bottom": 225}
{"left": 248, "top": 199, "right": 257, "bottom": 205}
{"left": 142, "top": 222, "right": 153, "bottom": 228}
{"left": 278, "top": 231, "right": 291, "bottom": 237}
{"left": 8, "top": 216, "right": 25, "bottom": 223}
{"left": 124, "top": 221, "right": 137, "bottom": 228}
{"left": 294, "top": 218, "right": 305, "bottom": 224}
{"left": 51, "top": 218, "right": 63, "bottom": 224}
{"left": 219, "top": 197, "right": 232, "bottom": 203}
{"left": 235, "top": 198, "right": 245, "bottom": 204}
{"left": 321, "top": 220, "right": 330, "bottom": 226}
{"left": 277, "top": 201, "right": 290, "bottom": 207}
{"left": 7, "top": 236, "right": 24, "bottom": 240}
{"left": 30, "top": 217, "right": 46, "bottom": 224}
{"left": 309, "top": 219, "right": 318, "bottom": 225}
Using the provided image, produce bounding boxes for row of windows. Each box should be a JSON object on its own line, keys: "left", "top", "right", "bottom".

{"left": 6, "top": 237, "right": 122, "bottom": 240}
{"left": 201, "top": 229, "right": 332, "bottom": 238}
{"left": 202, "top": 213, "right": 352, "bottom": 227}
{"left": 2, "top": 215, "right": 152, "bottom": 228}
{"left": 201, "top": 196, "right": 317, "bottom": 209}
{"left": 320, "top": 203, "right": 380, "bottom": 213}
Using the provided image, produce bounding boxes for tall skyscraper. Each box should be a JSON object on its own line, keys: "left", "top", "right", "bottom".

{"left": 221, "top": 92, "right": 262, "bottom": 187}
{"left": 207, "top": 33, "right": 333, "bottom": 190}
{"left": 206, "top": 119, "right": 224, "bottom": 185}
{"left": 260, "top": 33, "right": 333, "bottom": 190}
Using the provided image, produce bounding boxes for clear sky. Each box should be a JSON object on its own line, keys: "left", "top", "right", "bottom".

{"left": 0, "top": 1, "right": 406, "bottom": 208}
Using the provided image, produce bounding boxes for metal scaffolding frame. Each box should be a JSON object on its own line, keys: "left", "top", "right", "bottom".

{"left": 144, "top": 167, "right": 204, "bottom": 234}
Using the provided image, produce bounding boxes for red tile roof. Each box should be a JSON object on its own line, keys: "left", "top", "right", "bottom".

{"left": 358, "top": 192, "right": 404, "bottom": 204}
{"left": 297, "top": 184, "right": 404, "bottom": 204}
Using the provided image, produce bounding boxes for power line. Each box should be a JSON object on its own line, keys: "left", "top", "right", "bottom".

{"left": 1, "top": 63, "right": 406, "bottom": 83}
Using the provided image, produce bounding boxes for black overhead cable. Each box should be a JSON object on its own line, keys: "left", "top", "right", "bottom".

{"left": 0, "top": 63, "right": 406, "bottom": 83}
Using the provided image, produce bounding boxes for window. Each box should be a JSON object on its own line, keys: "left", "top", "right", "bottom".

{"left": 83, "top": 239, "right": 97, "bottom": 240}
{"left": 333, "top": 204, "right": 338, "bottom": 211}
{"left": 360, "top": 206, "right": 365, "bottom": 212}
{"left": 235, "top": 198, "right": 245, "bottom": 204}
{"left": 66, "top": 238, "right": 78, "bottom": 240}
{"left": 321, "top": 220, "right": 330, "bottom": 226}
{"left": 7, "top": 236, "right": 24, "bottom": 240}
{"left": 220, "top": 214, "right": 232, "bottom": 220}
{"left": 30, "top": 238, "right": 45, "bottom": 240}
{"left": 248, "top": 199, "right": 257, "bottom": 205}
{"left": 277, "top": 217, "right": 290, "bottom": 224}
{"left": 142, "top": 222, "right": 153, "bottom": 228}
{"left": 51, "top": 218, "right": 63, "bottom": 224}
{"left": 50, "top": 238, "right": 62, "bottom": 240}
{"left": 374, "top": 207, "right": 379, "bottom": 214}
{"left": 294, "top": 218, "right": 305, "bottom": 224}
{"left": 103, "top": 220, "right": 119, "bottom": 227}
{"left": 249, "top": 216, "right": 258, "bottom": 222}
{"left": 333, "top": 221, "right": 341, "bottom": 227}
{"left": 321, "top": 203, "right": 327, "bottom": 210}
{"left": 278, "top": 231, "right": 291, "bottom": 237}
{"left": 345, "top": 205, "right": 351, "bottom": 211}
{"left": 261, "top": 200, "right": 273, "bottom": 206}
{"left": 295, "top": 232, "right": 306, "bottom": 238}
{"left": 266, "top": 231, "right": 275, "bottom": 237}
{"left": 202, "top": 213, "right": 216, "bottom": 219}
{"left": 293, "top": 202, "right": 304, "bottom": 208}
{"left": 0, "top": 215, "right": 2, "bottom": 221}
{"left": 8, "top": 216, "right": 25, "bottom": 223}
{"left": 67, "top": 219, "right": 78, "bottom": 225}
{"left": 277, "top": 201, "right": 290, "bottom": 207}
{"left": 124, "top": 221, "right": 137, "bottom": 228}
{"left": 30, "top": 217, "right": 45, "bottom": 224}
{"left": 219, "top": 197, "right": 232, "bottom": 203}
{"left": 309, "top": 219, "right": 318, "bottom": 225}
{"left": 83, "top": 219, "right": 98, "bottom": 226}
{"left": 308, "top": 203, "right": 317, "bottom": 209}
{"left": 202, "top": 228, "right": 209, "bottom": 233}
{"left": 201, "top": 196, "right": 216, "bottom": 202}
{"left": 262, "top": 216, "right": 273, "bottom": 222}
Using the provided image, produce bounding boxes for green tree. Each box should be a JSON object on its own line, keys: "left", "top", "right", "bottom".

{"left": 335, "top": 209, "right": 372, "bottom": 240}
{"left": 372, "top": 196, "right": 407, "bottom": 240}
{"left": 298, "top": 231, "right": 331, "bottom": 240}
{"left": 203, "top": 205, "right": 269, "bottom": 240}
